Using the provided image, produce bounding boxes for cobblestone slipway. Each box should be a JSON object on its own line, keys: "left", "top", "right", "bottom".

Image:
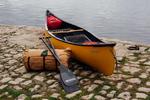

{"left": 0, "top": 25, "right": 150, "bottom": 100}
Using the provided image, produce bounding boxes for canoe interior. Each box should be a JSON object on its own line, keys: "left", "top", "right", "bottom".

{"left": 46, "top": 10, "right": 116, "bottom": 47}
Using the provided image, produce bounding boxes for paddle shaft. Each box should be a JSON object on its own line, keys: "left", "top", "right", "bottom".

{"left": 40, "top": 37, "right": 62, "bottom": 65}
{"left": 40, "top": 37, "right": 79, "bottom": 89}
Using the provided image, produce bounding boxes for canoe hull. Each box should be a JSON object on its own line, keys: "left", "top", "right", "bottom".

{"left": 44, "top": 31, "right": 116, "bottom": 75}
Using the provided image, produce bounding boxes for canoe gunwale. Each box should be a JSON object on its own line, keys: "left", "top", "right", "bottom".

{"left": 45, "top": 10, "right": 116, "bottom": 47}
{"left": 46, "top": 30, "right": 116, "bottom": 47}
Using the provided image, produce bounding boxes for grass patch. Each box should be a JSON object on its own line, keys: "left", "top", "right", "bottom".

{"left": 48, "top": 97, "right": 57, "bottom": 100}
{"left": 119, "top": 57, "right": 128, "bottom": 65}
{"left": 146, "top": 96, "right": 150, "bottom": 100}
{"left": 25, "top": 97, "right": 31, "bottom": 100}
{"left": 133, "top": 52, "right": 141, "bottom": 57}
{"left": 0, "top": 87, "right": 22, "bottom": 99}
{"left": 139, "top": 62, "right": 147, "bottom": 68}
{"left": 144, "top": 47, "right": 150, "bottom": 51}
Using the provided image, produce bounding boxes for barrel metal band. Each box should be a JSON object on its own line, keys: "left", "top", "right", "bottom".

{"left": 43, "top": 56, "right": 46, "bottom": 70}
{"left": 27, "top": 57, "right": 32, "bottom": 71}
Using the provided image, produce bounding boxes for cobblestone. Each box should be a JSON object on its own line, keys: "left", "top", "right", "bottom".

{"left": 65, "top": 90, "right": 82, "bottom": 99}
{"left": 135, "top": 93, "right": 148, "bottom": 99}
{"left": 127, "top": 78, "right": 141, "bottom": 84}
{"left": 138, "top": 87, "right": 150, "bottom": 93}
{"left": 0, "top": 25, "right": 149, "bottom": 99}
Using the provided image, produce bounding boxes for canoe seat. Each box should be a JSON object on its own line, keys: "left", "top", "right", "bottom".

{"left": 64, "top": 34, "right": 91, "bottom": 43}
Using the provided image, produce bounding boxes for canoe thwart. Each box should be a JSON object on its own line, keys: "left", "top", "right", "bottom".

{"left": 52, "top": 29, "right": 84, "bottom": 34}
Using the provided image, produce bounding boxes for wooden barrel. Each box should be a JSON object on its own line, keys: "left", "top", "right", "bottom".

{"left": 23, "top": 49, "right": 71, "bottom": 71}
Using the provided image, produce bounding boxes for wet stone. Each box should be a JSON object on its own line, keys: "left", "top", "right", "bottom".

{"left": 102, "top": 85, "right": 111, "bottom": 90}
{"left": 127, "top": 78, "right": 141, "bottom": 84}
{"left": 131, "top": 99, "right": 138, "bottom": 100}
{"left": 4, "top": 92, "right": 9, "bottom": 96}
{"left": 49, "top": 82, "right": 58, "bottom": 89}
{"left": 121, "top": 66, "right": 141, "bottom": 74}
{"left": 10, "top": 50, "right": 18, "bottom": 55}
{"left": 49, "top": 88, "right": 57, "bottom": 93}
{"left": 146, "top": 81, "right": 150, "bottom": 86}
{"left": 138, "top": 87, "right": 150, "bottom": 93}
{"left": 80, "top": 79, "right": 91, "bottom": 85}
{"left": 8, "top": 59, "right": 18, "bottom": 65}
{"left": 118, "top": 92, "right": 131, "bottom": 100}
{"left": 94, "top": 95, "right": 106, "bottom": 100}
{"left": 94, "top": 80, "right": 104, "bottom": 84}
{"left": 0, "top": 47, "right": 8, "bottom": 50}
{"left": 139, "top": 73, "right": 148, "bottom": 79}
{"left": 116, "top": 82, "right": 124, "bottom": 89}
{"left": 21, "top": 80, "right": 32, "bottom": 86}
{"left": 5, "top": 65, "right": 11, "bottom": 69}
{"left": 8, "top": 65, "right": 17, "bottom": 71}
{"left": 33, "top": 75, "right": 45, "bottom": 82}
{"left": 22, "top": 73, "right": 34, "bottom": 79}
{"left": 87, "top": 84, "right": 98, "bottom": 92}
{"left": 32, "top": 94, "right": 43, "bottom": 99}
{"left": 73, "top": 69, "right": 80, "bottom": 74}
{"left": 136, "top": 93, "right": 148, "bottom": 99}
{"left": 1, "top": 77, "right": 12, "bottom": 83}
{"left": 13, "top": 86, "right": 22, "bottom": 90}
{"left": 42, "top": 99, "right": 48, "bottom": 100}
{"left": 17, "top": 94, "right": 27, "bottom": 100}
{"left": 15, "top": 78, "right": 25, "bottom": 83}
{"left": 54, "top": 74, "right": 60, "bottom": 80}
{"left": 138, "top": 58, "right": 146, "bottom": 62}
{"left": 4, "top": 54, "right": 12, "bottom": 57}
{"left": 0, "top": 64, "right": 3, "bottom": 69}
{"left": 83, "top": 85, "right": 90, "bottom": 90}
{"left": 9, "top": 72, "right": 19, "bottom": 77}
{"left": 111, "top": 98, "right": 123, "bottom": 100}
{"left": 144, "top": 61, "right": 150, "bottom": 65}
{"left": 50, "top": 93, "right": 60, "bottom": 98}
{"left": 30, "top": 85, "right": 40, "bottom": 92}
{"left": 46, "top": 79, "right": 55, "bottom": 85}
{"left": 107, "top": 90, "right": 116, "bottom": 98}
{"left": 89, "top": 73, "right": 98, "bottom": 78}
{"left": 0, "top": 85, "right": 8, "bottom": 90}
{"left": 15, "top": 66, "right": 26, "bottom": 74}
{"left": 0, "top": 73, "right": 9, "bottom": 78}
{"left": 124, "top": 85, "right": 133, "bottom": 90}
{"left": 2, "top": 58, "right": 12, "bottom": 63}
{"left": 80, "top": 71, "right": 91, "bottom": 77}
{"left": 99, "top": 90, "right": 107, "bottom": 95}
{"left": 65, "top": 90, "right": 82, "bottom": 99}
{"left": 9, "top": 80, "right": 18, "bottom": 85}
{"left": 13, "top": 53, "right": 22, "bottom": 59}
{"left": 81, "top": 93, "right": 94, "bottom": 100}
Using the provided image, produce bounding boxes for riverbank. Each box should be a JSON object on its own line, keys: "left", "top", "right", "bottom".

{"left": 0, "top": 25, "right": 150, "bottom": 100}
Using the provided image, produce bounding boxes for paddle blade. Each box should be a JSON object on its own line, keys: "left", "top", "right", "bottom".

{"left": 58, "top": 65, "right": 79, "bottom": 86}
{"left": 60, "top": 79, "right": 80, "bottom": 93}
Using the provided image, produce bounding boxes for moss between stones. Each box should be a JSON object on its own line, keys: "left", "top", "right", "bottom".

{"left": 0, "top": 87, "right": 22, "bottom": 99}
{"left": 144, "top": 47, "right": 150, "bottom": 51}
{"left": 120, "top": 57, "right": 128, "bottom": 65}
{"left": 146, "top": 96, "right": 150, "bottom": 100}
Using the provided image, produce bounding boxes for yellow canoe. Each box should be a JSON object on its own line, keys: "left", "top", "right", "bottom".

{"left": 44, "top": 10, "right": 117, "bottom": 75}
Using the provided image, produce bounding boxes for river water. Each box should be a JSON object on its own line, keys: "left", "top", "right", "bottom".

{"left": 0, "top": 0, "right": 150, "bottom": 44}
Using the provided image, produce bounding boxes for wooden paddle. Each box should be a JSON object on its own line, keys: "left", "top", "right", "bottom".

{"left": 40, "top": 37, "right": 79, "bottom": 93}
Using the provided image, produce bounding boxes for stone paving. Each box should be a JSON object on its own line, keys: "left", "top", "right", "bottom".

{"left": 0, "top": 25, "right": 150, "bottom": 100}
